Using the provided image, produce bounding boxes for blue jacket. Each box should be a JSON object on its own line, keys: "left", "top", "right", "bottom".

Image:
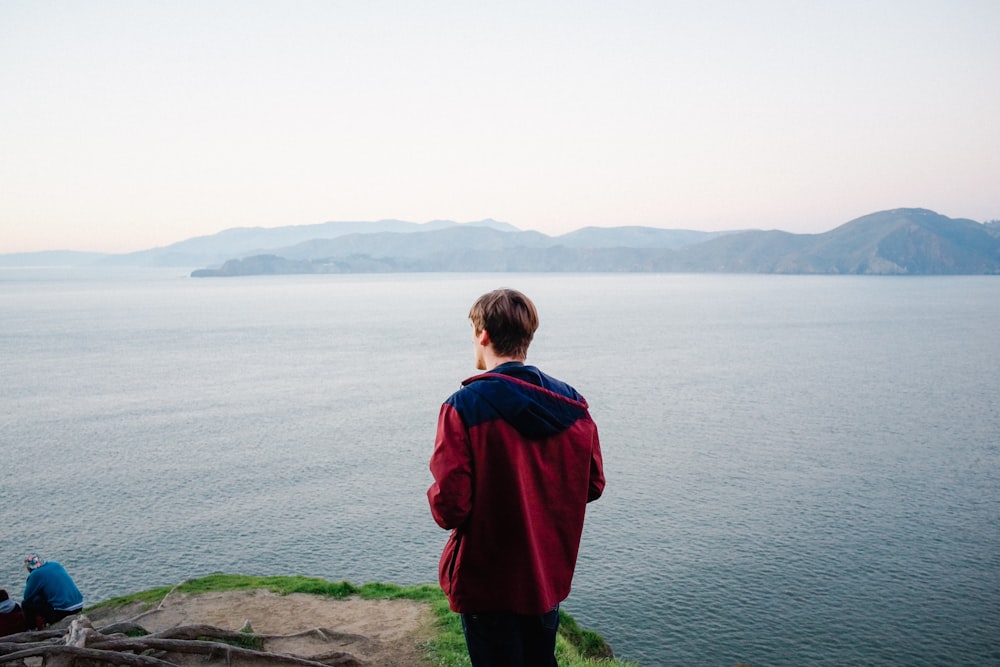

{"left": 23, "top": 562, "right": 83, "bottom": 612}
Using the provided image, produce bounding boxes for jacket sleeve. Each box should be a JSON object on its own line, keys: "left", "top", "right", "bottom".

{"left": 427, "top": 402, "right": 474, "bottom": 530}
{"left": 587, "top": 423, "right": 606, "bottom": 502}
{"left": 22, "top": 572, "right": 41, "bottom": 605}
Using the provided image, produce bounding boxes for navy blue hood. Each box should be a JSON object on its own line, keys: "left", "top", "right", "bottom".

{"left": 459, "top": 363, "right": 589, "bottom": 439}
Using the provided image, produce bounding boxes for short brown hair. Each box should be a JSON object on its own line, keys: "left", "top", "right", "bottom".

{"left": 469, "top": 289, "right": 539, "bottom": 359}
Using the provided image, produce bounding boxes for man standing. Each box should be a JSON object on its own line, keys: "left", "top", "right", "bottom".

{"left": 427, "top": 288, "right": 605, "bottom": 666}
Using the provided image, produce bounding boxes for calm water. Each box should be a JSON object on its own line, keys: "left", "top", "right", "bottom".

{"left": 2, "top": 270, "right": 998, "bottom": 666}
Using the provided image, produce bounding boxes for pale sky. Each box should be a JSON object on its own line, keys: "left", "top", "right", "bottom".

{"left": 2, "top": 1, "right": 998, "bottom": 254}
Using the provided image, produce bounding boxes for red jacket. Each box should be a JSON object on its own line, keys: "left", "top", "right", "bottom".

{"left": 0, "top": 600, "right": 25, "bottom": 637}
{"left": 428, "top": 363, "right": 605, "bottom": 614}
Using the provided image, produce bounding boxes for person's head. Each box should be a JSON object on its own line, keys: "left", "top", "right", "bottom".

{"left": 0, "top": 589, "right": 8, "bottom": 602}
{"left": 24, "top": 553, "right": 43, "bottom": 572}
{"left": 469, "top": 289, "right": 539, "bottom": 368}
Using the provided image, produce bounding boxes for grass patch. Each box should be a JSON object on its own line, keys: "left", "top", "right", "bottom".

{"left": 87, "top": 574, "right": 637, "bottom": 666}
{"left": 207, "top": 632, "right": 264, "bottom": 651}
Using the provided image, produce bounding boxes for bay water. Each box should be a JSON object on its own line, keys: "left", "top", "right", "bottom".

{"left": 1, "top": 270, "right": 997, "bottom": 666}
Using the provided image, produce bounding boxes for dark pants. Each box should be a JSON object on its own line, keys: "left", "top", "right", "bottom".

{"left": 21, "top": 599, "right": 79, "bottom": 631}
{"left": 461, "top": 605, "right": 560, "bottom": 667}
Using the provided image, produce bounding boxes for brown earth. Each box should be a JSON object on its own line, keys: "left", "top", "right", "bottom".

{"left": 81, "top": 588, "right": 438, "bottom": 667}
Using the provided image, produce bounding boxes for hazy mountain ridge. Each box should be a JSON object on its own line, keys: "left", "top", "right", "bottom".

{"left": 1, "top": 218, "right": 721, "bottom": 268}
{"left": 4, "top": 209, "right": 997, "bottom": 274}
{"left": 273, "top": 227, "right": 557, "bottom": 261}
{"left": 191, "top": 209, "right": 1000, "bottom": 276}
{"left": 97, "top": 219, "right": 518, "bottom": 268}
{"left": 555, "top": 226, "right": 733, "bottom": 249}
{"left": 670, "top": 209, "right": 999, "bottom": 274}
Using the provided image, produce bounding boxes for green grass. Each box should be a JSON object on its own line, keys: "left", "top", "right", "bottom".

{"left": 87, "top": 574, "right": 638, "bottom": 666}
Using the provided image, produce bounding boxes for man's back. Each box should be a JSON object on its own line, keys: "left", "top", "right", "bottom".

{"left": 428, "top": 362, "right": 604, "bottom": 614}
{"left": 427, "top": 288, "right": 605, "bottom": 666}
{"left": 23, "top": 561, "right": 83, "bottom": 611}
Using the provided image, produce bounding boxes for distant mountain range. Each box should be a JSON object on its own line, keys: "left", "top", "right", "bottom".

{"left": 3, "top": 209, "right": 998, "bottom": 275}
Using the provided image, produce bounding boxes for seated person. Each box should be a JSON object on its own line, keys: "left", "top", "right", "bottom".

{"left": 0, "top": 589, "right": 27, "bottom": 636}
{"left": 21, "top": 553, "right": 83, "bottom": 630}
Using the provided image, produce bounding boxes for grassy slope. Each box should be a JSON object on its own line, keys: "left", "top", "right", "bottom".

{"left": 87, "top": 574, "right": 638, "bottom": 667}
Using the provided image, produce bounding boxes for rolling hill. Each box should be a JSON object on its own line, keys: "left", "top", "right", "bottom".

{"left": 190, "top": 209, "right": 1000, "bottom": 276}
{"left": 3, "top": 209, "right": 996, "bottom": 274}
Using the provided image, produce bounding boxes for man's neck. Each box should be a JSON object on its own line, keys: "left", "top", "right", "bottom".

{"left": 484, "top": 352, "right": 524, "bottom": 371}
{"left": 488, "top": 359, "right": 523, "bottom": 371}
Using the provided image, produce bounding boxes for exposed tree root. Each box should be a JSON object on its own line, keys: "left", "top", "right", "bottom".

{"left": 0, "top": 615, "right": 365, "bottom": 667}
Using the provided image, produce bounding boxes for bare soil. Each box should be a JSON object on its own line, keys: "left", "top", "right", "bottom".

{"left": 82, "top": 588, "right": 438, "bottom": 667}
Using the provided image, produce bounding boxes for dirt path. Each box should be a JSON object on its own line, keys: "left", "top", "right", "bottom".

{"left": 83, "top": 588, "right": 438, "bottom": 667}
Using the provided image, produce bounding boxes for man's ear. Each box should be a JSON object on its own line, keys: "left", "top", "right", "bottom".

{"left": 477, "top": 328, "right": 491, "bottom": 346}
